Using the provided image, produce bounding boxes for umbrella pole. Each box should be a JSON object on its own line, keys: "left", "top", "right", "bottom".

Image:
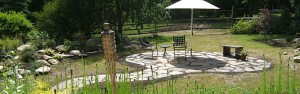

{"left": 191, "top": 9, "right": 194, "bottom": 35}
{"left": 190, "top": 9, "right": 194, "bottom": 57}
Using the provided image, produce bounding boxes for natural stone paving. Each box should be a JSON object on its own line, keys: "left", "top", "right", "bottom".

{"left": 54, "top": 51, "right": 271, "bottom": 91}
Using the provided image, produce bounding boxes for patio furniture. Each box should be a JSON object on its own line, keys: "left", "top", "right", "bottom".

{"left": 160, "top": 44, "right": 170, "bottom": 57}
{"left": 222, "top": 45, "right": 243, "bottom": 58}
{"left": 138, "top": 37, "right": 158, "bottom": 58}
{"left": 173, "top": 35, "right": 187, "bottom": 58}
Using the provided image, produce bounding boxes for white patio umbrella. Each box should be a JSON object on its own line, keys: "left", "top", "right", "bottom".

{"left": 166, "top": 0, "right": 219, "bottom": 56}
{"left": 166, "top": 0, "right": 219, "bottom": 35}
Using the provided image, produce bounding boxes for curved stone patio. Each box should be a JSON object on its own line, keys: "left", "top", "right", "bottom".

{"left": 54, "top": 51, "right": 271, "bottom": 91}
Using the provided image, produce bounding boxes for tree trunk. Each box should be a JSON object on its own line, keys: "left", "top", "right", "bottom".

{"left": 115, "top": 0, "right": 122, "bottom": 45}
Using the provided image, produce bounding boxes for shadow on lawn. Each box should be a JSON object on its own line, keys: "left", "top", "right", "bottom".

{"left": 248, "top": 34, "right": 296, "bottom": 47}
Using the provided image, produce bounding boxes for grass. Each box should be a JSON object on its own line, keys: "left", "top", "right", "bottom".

{"left": 37, "top": 55, "right": 135, "bottom": 83}
{"left": 1, "top": 24, "right": 299, "bottom": 93}
{"left": 135, "top": 29, "right": 299, "bottom": 93}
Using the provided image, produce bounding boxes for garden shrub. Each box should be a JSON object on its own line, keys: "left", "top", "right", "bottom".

{"left": 43, "top": 39, "right": 56, "bottom": 48}
{"left": 0, "top": 37, "right": 21, "bottom": 52}
{"left": 85, "top": 37, "right": 102, "bottom": 52}
{"left": 28, "top": 61, "right": 43, "bottom": 72}
{"left": 57, "top": 45, "right": 69, "bottom": 54}
{"left": 257, "top": 8, "right": 275, "bottom": 34}
{"left": 0, "top": 11, "right": 34, "bottom": 38}
{"left": 19, "top": 47, "right": 37, "bottom": 63}
{"left": 231, "top": 20, "right": 257, "bottom": 34}
{"left": 52, "top": 54, "right": 63, "bottom": 61}
{"left": 44, "top": 48, "right": 55, "bottom": 56}
{"left": 64, "top": 39, "right": 76, "bottom": 50}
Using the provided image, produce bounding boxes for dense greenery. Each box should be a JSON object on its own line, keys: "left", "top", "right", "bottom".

{"left": 0, "top": 11, "right": 33, "bottom": 38}
{"left": 231, "top": 20, "right": 257, "bottom": 34}
{"left": 34, "top": 0, "right": 171, "bottom": 44}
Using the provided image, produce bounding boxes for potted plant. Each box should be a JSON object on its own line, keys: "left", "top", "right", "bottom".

{"left": 240, "top": 50, "right": 248, "bottom": 61}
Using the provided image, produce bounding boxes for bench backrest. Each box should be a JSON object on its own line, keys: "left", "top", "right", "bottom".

{"left": 173, "top": 35, "right": 186, "bottom": 47}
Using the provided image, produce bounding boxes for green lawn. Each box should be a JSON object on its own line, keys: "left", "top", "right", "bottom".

{"left": 37, "top": 25, "right": 299, "bottom": 93}
{"left": 139, "top": 29, "right": 298, "bottom": 93}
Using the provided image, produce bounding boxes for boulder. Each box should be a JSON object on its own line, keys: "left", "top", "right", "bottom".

{"left": 270, "top": 39, "right": 287, "bottom": 47}
{"left": 17, "top": 45, "right": 31, "bottom": 51}
{"left": 36, "top": 60, "right": 50, "bottom": 66}
{"left": 55, "top": 45, "right": 65, "bottom": 50}
{"left": 293, "top": 56, "right": 300, "bottom": 63}
{"left": 79, "top": 54, "right": 88, "bottom": 57}
{"left": 60, "top": 54, "right": 74, "bottom": 58}
{"left": 43, "top": 55, "right": 52, "bottom": 60}
{"left": 293, "top": 38, "right": 300, "bottom": 43}
{"left": 37, "top": 50, "right": 46, "bottom": 54}
{"left": 16, "top": 69, "right": 31, "bottom": 75}
{"left": 70, "top": 50, "right": 81, "bottom": 56}
{"left": 294, "top": 50, "right": 299, "bottom": 56}
{"left": 0, "top": 65, "right": 3, "bottom": 71}
{"left": 35, "top": 66, "right": 51, "bottom": 74}
{"left": 48, "top": 59, "right": 60, "bottom": 65}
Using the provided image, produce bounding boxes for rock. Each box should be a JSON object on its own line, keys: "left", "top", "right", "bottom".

{"left": 43, "top": 55, "right": 52, "bottom": 60}
{"left": 70, "top": 50, "right": 81, "bottom": 56}
{"left": 55, "top": 45, "right": 65, "bottom": 50}
{"left": 17, "top": 45, "right": 31, "bottom": 51}
{"left": 37, "top": 50, "right": 46, "bottom": 54}
{"left": 60, "top": 54, "right": 74, "bottom": 58}
{"left": 35, "top": 66, "right": 51, "bottom": 74}
{"left": 16, "top": 74, "right": 23, "bottom": 79}
{"left": 293, "top": 56, "right": 300, "bottom": 63}
{"left": 36, "top": 60, "right": 50, "bottom": 66}
{"left": 282, "top": 52, "right": 288, "bottom": 55}
{"left": 16, "top": 69, "right": 31, "bottom": 75}
{"left": 79, "top": 54, "right": 88, "bottom": 57}
{"left": 293, "top": 38, "right": 300, "bottom": 43}
{"left": 271, "top": 39, "right": 287, "bottom": 47}
{"left": 0, "top": 65, "right": 3, "bottom": 71}
{"left": 48, "top": 59, "right": 60, "bottom": 65}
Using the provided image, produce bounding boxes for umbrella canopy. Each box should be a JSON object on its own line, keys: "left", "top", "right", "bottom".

{"left": 166, "top": 0, "right": 219, "bottom": 9}
{"left": 166, "top": 0, "right": 219, "bottom": 35}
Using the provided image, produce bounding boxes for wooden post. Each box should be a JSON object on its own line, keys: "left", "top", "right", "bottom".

{"left": 101, "top": 23, "right": 117, "bottom": 94}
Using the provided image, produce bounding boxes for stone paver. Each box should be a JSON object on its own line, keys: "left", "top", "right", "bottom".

{"left": 54, "top": 51, "right": 271, "bottom": 91}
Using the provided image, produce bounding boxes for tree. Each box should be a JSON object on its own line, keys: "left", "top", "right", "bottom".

{"left": 35, "top": 0, "right": 106, "bottom": 44}
{"left": 0, "top": 0, "right": 31, "bottom": 14}
{"left": 257, "top": 9, "right": 274, "bottom": 43}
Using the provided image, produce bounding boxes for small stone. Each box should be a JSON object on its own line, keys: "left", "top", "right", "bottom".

{"left": 282, "top": 52, "right": 288, "bottom": 55}
{"left": 48, "top": 59, "right": 60, "bottom": 65}
{"left": 43, "top": 55, "right": 52, "bottom": 60}
{"left": 294, "top": 56, "right": 300, "bottom": 63}
{"left": 36, "top": 60, "right": 50, "bottom": 66}
{"left": 17, "top": 45, "right": 31, "bottom": 51}
{"left": 35, "top": 66, "right": 51, "bottom": 74}
{"left": 70, "top": 50, "right": 81, "bottom": 56}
